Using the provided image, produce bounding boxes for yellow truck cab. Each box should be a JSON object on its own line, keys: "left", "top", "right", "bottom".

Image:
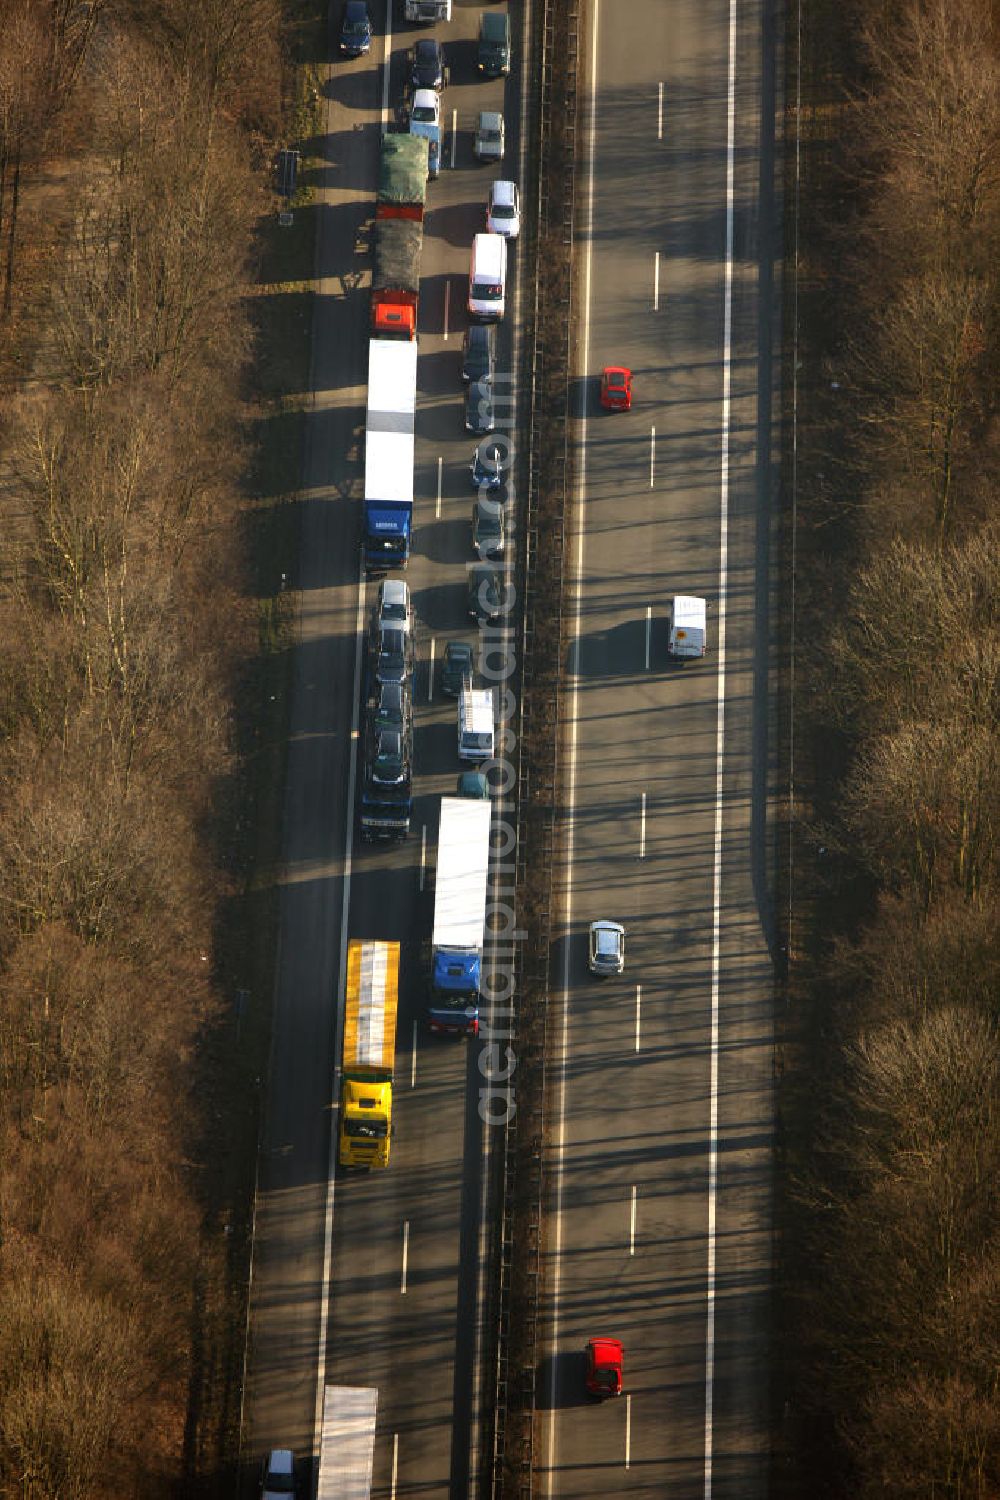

{"left": 339, "top": 939, "right": 399, "bottom": 1169}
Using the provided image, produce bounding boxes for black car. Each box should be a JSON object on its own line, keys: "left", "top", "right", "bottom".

{"left": 470, "top": 440, "right": 506, "bottom": 492}
{"left": 462, "top": 322, "right": 496, "bottom": 384}
{"left": 339, "top": 0, "right": 372, "bottom": 54}
{"left": 410, "top": 38, "right": 446, "bottom": 90}
{"left": 465, "top": 378, "right": 495, "bottom": 435}
{"left": 368, "top": 727, "right": 410, "bottom": 787}
{"left": 368, "top": 678, "right": 412, "bottom": 736}
{"left": 467, "top": 563, "right": 503, "bottom": 625}
{"left": 369, "top": 624, "right": 413, "bottom": 690}
{"left": 441, "top": 640, "right": 474, "bottom": 697}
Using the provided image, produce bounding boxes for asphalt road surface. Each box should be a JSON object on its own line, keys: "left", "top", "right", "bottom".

{"left": 242, "top": 1, "right": 525, "bottom": 1496}
{"left": 538, "top": 0, "right": 780, "bottom": 1497}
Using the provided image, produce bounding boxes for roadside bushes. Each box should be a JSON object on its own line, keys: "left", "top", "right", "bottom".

{"left": 0, "top": 1, "right": 280, "bottom": 1496}
{"left": 789, "top": 0, "right": 1000, "bottom": 1495}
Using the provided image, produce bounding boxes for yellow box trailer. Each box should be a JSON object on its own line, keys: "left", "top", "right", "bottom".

{"left": 339, "top": 939, "right": 400, "bottom": 1169}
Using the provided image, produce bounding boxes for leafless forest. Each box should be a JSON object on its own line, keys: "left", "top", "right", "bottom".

{"left": 786, "top": 0, "right": 1000, "bottom": 1495}
{"left": 0, "top": 1, "right": 285, "bottom": 1494}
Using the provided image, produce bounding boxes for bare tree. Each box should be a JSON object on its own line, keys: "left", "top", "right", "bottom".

{"left": 865, "top": 272, "right": 988, "bottom": 543}
{"left": 0, "top": 1265, "right": 147, "bottom": 1500}
{"left": 830, "top": 525, "right": 1000, "bottom": 735}
{"left": 860, "top": 0, "right": 1000, "bottom": 270}
{"left": 0, "top": 0, "right": 47, "bottom": 317}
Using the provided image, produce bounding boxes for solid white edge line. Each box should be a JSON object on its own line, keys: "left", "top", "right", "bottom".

{"left": 314, "top": 563, "right": 366, "bottom": 1459}
{"left": 391, "top": 1433, "right": 399, "bottom": 1499}
{"left": 704, "top": 0, "right": 737, "bottom": 1492}
{"left": 635, "top": 982, "right": 641, "bottom": 1052}
{"left": 625, "top": 1392, "right": 632, "bottom": 1470}
{"left": 380, "top": 0, "right": 392, "bottom": 133}
{"left": 546, "top": 0, "right": 601, "bottom": 1488}
{"left": 401, "top": 1220, "right": 409, "bottom": 1294}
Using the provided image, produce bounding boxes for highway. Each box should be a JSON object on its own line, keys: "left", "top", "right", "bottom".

{"left": 539, "top": 0, "right": 779, "bottom": 1497}
{"left": 242, "top": 0, "right": 525, "bottom": 1496}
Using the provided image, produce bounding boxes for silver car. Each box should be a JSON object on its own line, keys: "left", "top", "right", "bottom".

{"left": 588, "top": 920, "right": 625, "bottom": 976}
{"left": 474, "top": 110, "right": 505, "bottom": 163}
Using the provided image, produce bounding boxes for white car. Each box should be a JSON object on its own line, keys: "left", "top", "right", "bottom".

{"left": 409, "top": 87, "right": 440, "bottom": 128}
{"left": 474, "top": 110, "right": 505, "bottom": 163}
{"left": 588, "top": 920, "right": 625, "bottom": 976}
{"left": 487, "top": 179, "right": 520, "bottom": 238}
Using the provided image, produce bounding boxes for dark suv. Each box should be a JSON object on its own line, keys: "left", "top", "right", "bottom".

{"left": 339, "top": 0, "right": 372, "bottom": 55}
{"left": 477, "top": 10, "right": 511, "bottom": 75}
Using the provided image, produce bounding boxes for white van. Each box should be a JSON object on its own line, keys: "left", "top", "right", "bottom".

{"left": 458, "top": 686, "right": 495, "bottom": 761}
{"left": 468, "top": 232, "right": 507, "bottom": 321}
{"left": 667, "top": 595, "right": 707, "bottom": 659}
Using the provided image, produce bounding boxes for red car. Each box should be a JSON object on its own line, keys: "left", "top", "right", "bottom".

{"left": 600, "top": 366, "right": 633, "bottom": 410}
{"left": 584, "top": 1337, "right": 624, "bottom": 1398}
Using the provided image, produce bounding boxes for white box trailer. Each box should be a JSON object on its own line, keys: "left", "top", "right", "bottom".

{"left": 364, "top": 339, "right": 417, "bottom": 570}
{"left": 667, "top": 595, "right": 707, "bottom": 660}
{"left": 432, "top": 797, "right": 491, "bottom": 959}
{"left": 317, "top": 1385, "right": 378, "bottom": 1500}
{"left": 429, "top": 796, "right": 491, "bottom": 1034}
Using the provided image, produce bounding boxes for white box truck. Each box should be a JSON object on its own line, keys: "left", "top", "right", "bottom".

{"left": 458, "top": 686, "right": 495, "bottom": 761}
{"left": 428, "top": 796, "right": 491, "bottom": 1035}
{"left": 317, "top": 1385, "right": 378, "bottom": 1500}
{"left": 667, "top": 595, "right": 707, "bottom": 660}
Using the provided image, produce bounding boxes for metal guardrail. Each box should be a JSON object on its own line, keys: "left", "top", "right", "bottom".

{"left": 486, "top": 0, "right": 582, "bottom": 1494}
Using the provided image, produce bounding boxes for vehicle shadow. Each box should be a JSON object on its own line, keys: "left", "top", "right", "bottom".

{"left": 535, "top": 1350, "right": 590, "bottom": 1410}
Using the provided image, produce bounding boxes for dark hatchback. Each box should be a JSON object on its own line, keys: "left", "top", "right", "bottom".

{"left": 368, "top": 678, "right": 412, "bottom": 736}
{"left": 441, "top": 640, "right": 474, "bottom": 697}
{"left": 470, "top": 440, "right": 506, "bottom": 492}
{"left": 368, "top": 624, "right": 413, "bottom": 690}
{"left": 465, "top": 378, "right": 495, "bottom": 434}
{"left": 368, "top": 727, "right": 411, "bottom": 787}
{"left": 410, "top": 38, "right": 446, "bottom": 90}
{"left": 467, "top": 563, "right": 503, "bottom": 625}
{"left": 462, "top": 322, "right": 496, "bottom": 384}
